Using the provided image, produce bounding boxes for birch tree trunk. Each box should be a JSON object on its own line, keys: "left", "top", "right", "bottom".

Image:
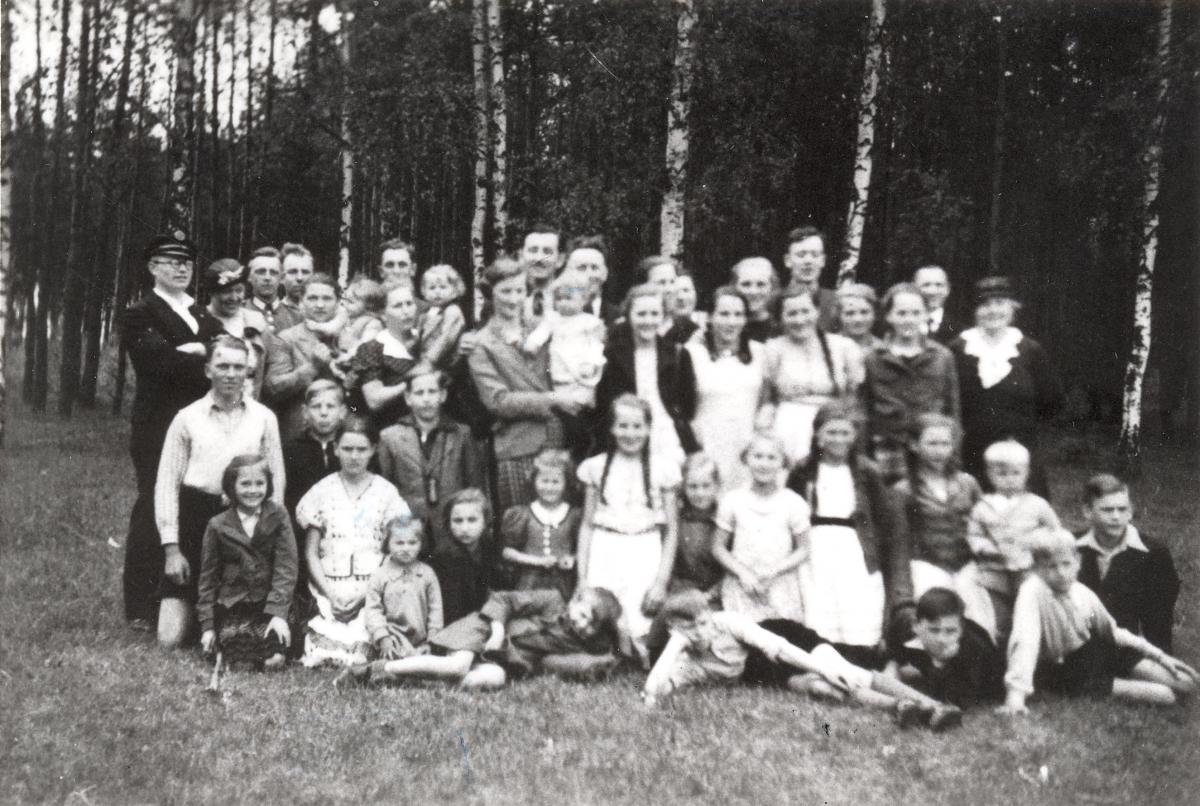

{"left": 659, "top": 0, "right": 696, "bottom": 261}
{"left": 839, "top": 0, "right": 886, "bottom": 286}
{"left": 164, "top": 0, "right": 197, "bottom": 234}
{"left": 0, "top": 0, "right": 12, "bottom": 440}
{"left": 470, "top": 0, "right": 488, "bottom": 291}
{"left": 486, "top": 0, "right": 507, "bottom": 256}
{"left": 1119, "top": 0, "right": 1174, "bottom": 469}
{"left": 337, "top": 4, "right": 353, "bottom": 288}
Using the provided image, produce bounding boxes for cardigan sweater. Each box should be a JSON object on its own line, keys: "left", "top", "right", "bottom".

{"left": 1076, "top": 528, "right": 1179, "bottom": 653}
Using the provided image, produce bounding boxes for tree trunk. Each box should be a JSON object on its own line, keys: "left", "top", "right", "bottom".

{"left": 80, "top": 0, "right": 137, "bottom": 408}
{"left": 1119, "top": 0, "right": 1174, "bottom": 470}
{"left": 59, "top": 0, "right": 96, "bottom": 416}
{"left": 470, "top": 0, "right": 488, "bottom": 289}
{"left": 209, "top": 1, "right": 222, "bottom": 256}
{"left": 659, "top": 0, "right": 696, "bottom": 261}
{"left": 987, "top": 7, "right": 1008, "bottom": 277}
{"left": 21, "top": 0, "right": 44, "bottom": 405}
{"left": 0, "top": 0, "right": 12, "bottom": 440}
{"left": 486, "top": 0, "right": 507, "bottom": 256}
{"left": 239, "top": 0, "right": 254, "bottom": 254}
{"left": 337, "top": 2, "right": 353, "bottom": 288}
{"left": 163, "top": 0, "right": 198, "bottom": 235}
{"left": 839, "top": 0, "right": 887, "bottom": 286}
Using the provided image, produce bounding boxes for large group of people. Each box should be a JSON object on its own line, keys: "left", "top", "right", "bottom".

{"left": 118, "top": 225, "right": 1194, "bottom": 727}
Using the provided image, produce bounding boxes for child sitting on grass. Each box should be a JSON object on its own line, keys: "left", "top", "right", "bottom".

{"left": 966, "top": 439, "right": 1060, "bottom": 638}
{"left": 364, "top": 517, "right": 443, "bottom": 660}
{"left": 1076, "top": 473, "right": 1180, "bottom": 654}
{"left": 197, "top": 454, "right": 297, "bottom": 670}
{"left": 643, "top": 590, "right": 963, "bottom": 731}
{"left": 337, "top": 587, "right": 622, "bottom": 690}
{"left": 501, "top": 449, "right": 581, "bottom": 600}
{"left": 887, "top": 588, "right": 1004, "bottom": 710}
{"left": 1001, "top": 528, "right": 1197, "bottom": 715}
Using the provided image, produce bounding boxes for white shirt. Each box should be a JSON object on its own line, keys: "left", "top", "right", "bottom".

{"left": 926, "top": 307, "right": 944, "bottom": 335}
{"left": 153, "top": 287, "right": 199, "bottom": 334}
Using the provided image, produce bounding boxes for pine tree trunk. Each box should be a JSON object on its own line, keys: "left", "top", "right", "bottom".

{"left": 164, "top": 0, "right": 197, "bottom": 234}
{"left": 209, "top": 2, "right": 222, "bottom": 256}
{"left": 59, "top": 0, "right": 96, "bottom": 416}
{"left": 1119, "top": 0, "right": 1175, "bottom": 471}
{"left": 470, "top": 0, "right": 489, "bottom": 287}
{"left": 80, "top": 0, "right": 137, "bottom": 408}
{"left": 486, "top": 0, "right": 507, "bottom": 256}
{"left": 659, "top": 0, "right": 696, "bottom": 261}
{"left": 987, "top": 7, "right": 1008, "bottom": 277}
{"left": 839, "top": 0, "right": 886, "bottom": 286}
{"left": 21, "top": 0, "right": 44, "bottom": 405}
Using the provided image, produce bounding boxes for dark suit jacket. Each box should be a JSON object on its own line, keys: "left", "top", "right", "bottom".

{"left": 1077, "top": 531, "right": 1180, "bottom": 653}
{"left": 122, "top": 292, "right": 222, "bottom": 451}
{"left": 928, "top": 308, "right": 966, "bottom": 345}
{"left": 593, "top": 328, "right": 699, "bottom": 455}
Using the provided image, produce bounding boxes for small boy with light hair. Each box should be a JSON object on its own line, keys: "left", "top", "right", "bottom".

{"left": 418, "top": 264, "right": 468, "bottom": 370}
{"left": 966, "top": 439, "right": 1060, "bottom": 637}
{"left": 1001, "top": 528, "right": 1196, "bottom": 714}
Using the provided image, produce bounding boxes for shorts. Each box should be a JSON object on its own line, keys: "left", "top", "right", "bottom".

{"left": 743, "top": 619, "right": 825, "bottom": 687}
{"left": 1035, "top": 636, "right": 1118, "bottom": 698}
{"left": 430, "top": 613, "right": 491, "bottom": 656}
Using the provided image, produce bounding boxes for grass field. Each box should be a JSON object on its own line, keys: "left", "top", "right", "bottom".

{"left": 1, "top": 400, "right": 1198, "bottom": 805}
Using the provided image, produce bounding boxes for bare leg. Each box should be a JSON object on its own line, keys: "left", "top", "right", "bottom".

{"left": 1112, "top": 678, "right": 1178, "bottom": 705}
{"left": 460, "top": 663, "right": 507, "bottom": 690}
{"left": 380, "top": 650, "right": 475, "bottom": 682}
{"left": 157, "top": 598, "right": 193, "bottom": 649}
{"left": 1128, "top": 658, "right": 1197, "bottom": 697}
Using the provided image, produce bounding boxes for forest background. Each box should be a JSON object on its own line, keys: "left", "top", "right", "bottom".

{"left": 0, "top": 0, "right": 1197, "bottom": 460}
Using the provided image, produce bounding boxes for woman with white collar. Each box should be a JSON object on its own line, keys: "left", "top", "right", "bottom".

{"left": 951, "top": 276, "right": 1062, "bottom": 494}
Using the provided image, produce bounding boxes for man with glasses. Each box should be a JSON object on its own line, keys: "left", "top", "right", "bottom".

{"left": 120, "top": 232, "right": 222, "bottom": 631}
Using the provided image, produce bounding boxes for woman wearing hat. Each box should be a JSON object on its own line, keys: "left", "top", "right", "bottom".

{"left": 205, "top": 258, "right": 269, "bottom": 399}
{"left": 950, "top": 276, "right": 1062, "bottom": 493}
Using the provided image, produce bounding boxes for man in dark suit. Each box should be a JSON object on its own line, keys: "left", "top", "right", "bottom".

{"left": 914, "top": 264, "right": 964, "bottom": 345}
{"left": 565, "top": 234, "right": 620, "bottom": 326}
{"left": 782, "top": 226, "right": 839, "bottom": 332}
{"left": 120, "top": 233, "right": 222, "bottom": 629}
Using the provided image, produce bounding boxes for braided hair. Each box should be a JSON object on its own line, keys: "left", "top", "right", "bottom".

{"left": 779, "top": 287, "right": 839, "bottom": 395}
{"left": 598, "top": 394, "right": 654, "bottom": 512}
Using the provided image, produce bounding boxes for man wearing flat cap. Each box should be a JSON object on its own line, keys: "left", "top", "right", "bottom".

{"left": 120, "top": 233, "right": 223, "bottom": 631}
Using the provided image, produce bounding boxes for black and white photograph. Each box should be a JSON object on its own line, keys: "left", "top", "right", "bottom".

{"left": 0, "top": 0, "right": 1197, "bottom": 803}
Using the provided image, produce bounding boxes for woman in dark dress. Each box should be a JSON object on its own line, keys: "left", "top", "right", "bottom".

{"left": 351, "top": 282, "right": 427, "bottom": 429}
{"left": 950, "top": 277, "right": 1062, "bottom": 494}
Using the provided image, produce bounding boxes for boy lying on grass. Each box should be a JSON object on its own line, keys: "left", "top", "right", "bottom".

{"left": 335, "top": 587, "right": 621, "bottom": 690}
{"left": 1001, "top": 528, "right": 1197, "bottom": 715}
{"left": 643, "top": 590, "right": 963, "bottom": 731}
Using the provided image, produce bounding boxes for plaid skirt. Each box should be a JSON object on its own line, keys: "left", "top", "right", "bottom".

{"left": 493, "top": 456, "right": 538, "bottom": 517}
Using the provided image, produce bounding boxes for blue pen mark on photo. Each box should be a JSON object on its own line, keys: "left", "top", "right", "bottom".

{"left": 458, "top": 731, "right": 474, "bottom": 785}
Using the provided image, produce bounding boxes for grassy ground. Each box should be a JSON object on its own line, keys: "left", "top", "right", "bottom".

{"left": 1, "top": 401, "right": 1198, "bottom": 805}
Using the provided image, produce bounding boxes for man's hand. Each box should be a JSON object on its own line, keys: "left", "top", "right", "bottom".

{"left": 175, "top": 342, "right": 206, "bottom": 356}
{"left": 163, "top": 544, "right": 190, "bottom": 585}
{"left": 200, "top": 630, "right": 217, "bottom": 654}
{"left": 551, "top": 390, "right": 585, "bottom": 416}
{"left": 377, "top": 635, "right": 402, "bottom": 660}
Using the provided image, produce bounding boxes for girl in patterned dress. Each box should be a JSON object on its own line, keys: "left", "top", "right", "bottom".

{"left": 501, "top": 449, "right": 581, "bottom": 600}
{"left": 296, "top": 416, "right": 410, "bottom": 667}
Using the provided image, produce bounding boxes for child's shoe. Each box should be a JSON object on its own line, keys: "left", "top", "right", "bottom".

{"left": 926, "top": 704, "right": 963, "bottom": 732}
{"left": 893, "top": 699, "right": 924, "bottom": 730}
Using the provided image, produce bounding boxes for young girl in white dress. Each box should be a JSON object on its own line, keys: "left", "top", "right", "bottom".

{"left": 758, "top": 288, "right": 864, "bottom": 468}
{"left": 786, "top": 403, "right": 902, "bottom": 657}
{"left": 577, "top": 394, "right": 680, "bottom": 661}
{"left": 686, "top": 286, "right": 764, "bottom": 492}
{"left": 296, "top": 416, "right": 410, "bottom": 667}
{"left": 712, "top": 433, "right": 810, "bottom": 622}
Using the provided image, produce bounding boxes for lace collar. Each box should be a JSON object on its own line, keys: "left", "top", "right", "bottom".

{"left": 960, "top": 327, "right": 1022, "bottom": 389}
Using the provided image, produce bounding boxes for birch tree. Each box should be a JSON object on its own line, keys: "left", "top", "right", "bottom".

{"left": 0, "top": 0, "right": 12, "bottom": 441}
{"left": 163, "top": 0, "right": 198, "bottom": 234}
{"left": 470, "top": 0, "right": 488, "bottom": 286}
{"left": 486, "top": 0, "right": 507, "bottom": 255}
{"left": 659, "top": 0, "right": 696, "bottom": 261}
{"left": 987, "top": 6, "right": 1008, "bottom": 277}
{"left": 1119, "top": 0, "right": 1174, "bottom": 469}
{"left": 838, "top": 0, "right": 886, "bottom": 286}
{"left": 329, "top": 3, "right": 354, "bottom": 288}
